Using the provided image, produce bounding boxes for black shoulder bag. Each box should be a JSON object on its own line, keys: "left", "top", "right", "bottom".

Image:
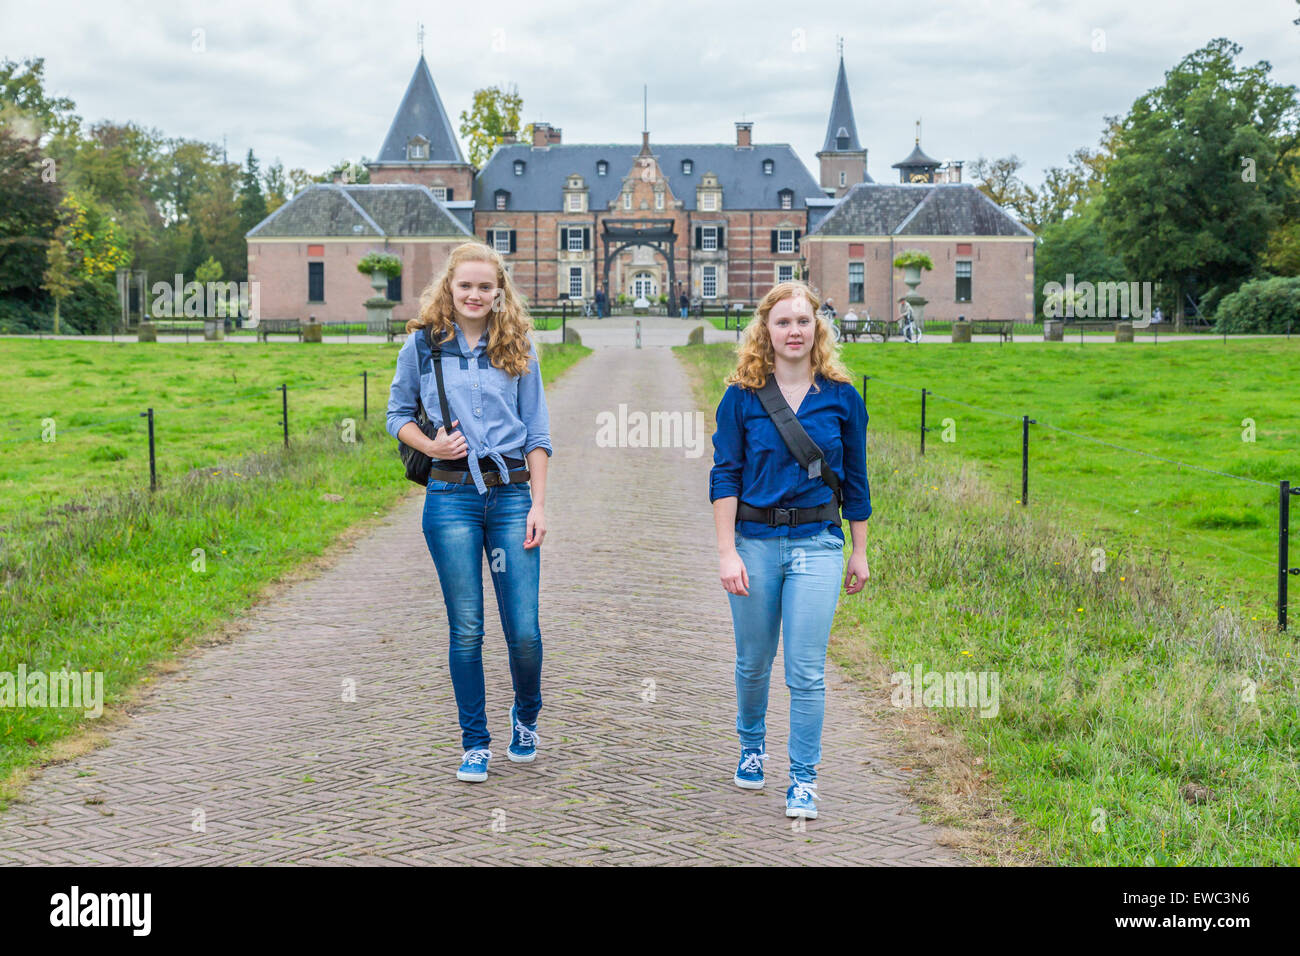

{"left": 398, "top": 325, "right": 456, "bottom": 485}
{"left": 735, "top": 375, "right": 842, "bottom": 526}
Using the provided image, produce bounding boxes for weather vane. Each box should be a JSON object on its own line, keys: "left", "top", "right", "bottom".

{"left": 418, "top": 22, "right": 425, "bottom": 55}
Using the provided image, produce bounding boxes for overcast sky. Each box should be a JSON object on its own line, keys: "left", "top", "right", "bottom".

{"left": 4, "top": 0, "right": 1299, "bottom": 186}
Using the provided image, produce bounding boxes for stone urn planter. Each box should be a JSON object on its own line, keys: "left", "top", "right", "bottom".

{"left": 356, "top": 252, "right": 402, "bottom": 335}
{"left": 302, "top": 314, "right": 323, "bottom": 343}
{"left": 365, "top": 297, "right": 396, "bottom": 335}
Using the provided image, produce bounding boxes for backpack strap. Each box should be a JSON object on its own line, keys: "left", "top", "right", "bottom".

{"left": 425, "top": 324, "right": 456, "bottom": 435}
{"left": 755, "top": 374, "right": 842, "bottom": 506}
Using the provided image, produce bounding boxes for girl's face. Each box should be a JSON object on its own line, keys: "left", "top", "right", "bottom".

{"left": 450, "top": 260, "right": 500, "bottom": 323}
{"left": 766, "top": 292, "right": 817, "bottom": 363}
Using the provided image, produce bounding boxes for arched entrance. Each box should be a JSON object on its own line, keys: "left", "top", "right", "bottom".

{"left": 601, "top": 219, "right": 677, "bottom": 311}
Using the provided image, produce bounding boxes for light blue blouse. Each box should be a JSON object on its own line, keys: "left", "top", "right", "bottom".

{"left": 386, "top": 322, "right": 552, "bottom": 494}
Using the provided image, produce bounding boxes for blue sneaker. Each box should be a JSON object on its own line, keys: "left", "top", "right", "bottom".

{"left": 507, "top": 705, "right": 539, "bottom": 763}
{"left": 733, "top": 746, "right": 767, "bottom": 789}
{"left": 456, "top": 748, "right": 492, "bottom": 782}
{"left": 785, "top": 778, "right": 819, "bottom": 819}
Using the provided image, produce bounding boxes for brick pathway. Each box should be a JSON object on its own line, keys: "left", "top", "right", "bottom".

{"left": 0, "top": 344, "right": 967, "bottom": 865}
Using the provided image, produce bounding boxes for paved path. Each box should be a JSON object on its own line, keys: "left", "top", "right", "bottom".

{"left": 0, "top": 342, "right": 967, "bottom": 865}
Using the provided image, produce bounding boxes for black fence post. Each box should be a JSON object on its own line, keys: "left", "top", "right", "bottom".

{"left": 1021, "top": 416, "right": 1036, "bottom": 506}
{"left": 920, "top": 388, "right": 928, "bottom": 456}
{"left": 362, "top": 370, "right": 368, "bottom": 421}
{"left": 1281, "top": 479, "right": 1297, "bottom": 633}
{"left": 561, "top": 299, "right": 568, "bottom": 343}
{"left": 139, "top": 407, "right": 156, "bottom": 492}
{"left": 280, "top": 384, "right": 288, "bottom": 446}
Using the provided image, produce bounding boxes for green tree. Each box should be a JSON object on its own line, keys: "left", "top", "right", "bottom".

{"left": 1099, "top": 38, "right": 1300, "bottom": 328}
{"left": 239, "top": 149, "right": 267, "bottom": 236}
{"left": 42, "top": 225, "right": 79, "bottom": 335}
{"left": 0, "top": 125, "right": 63, "bottom": 299}
{"left": 459, "top": 85, "right": 525, "bottom": 167}
{"left": 1033, "top": 201, "right": 1127, "bottom": 316}
{"left": 0, "top": 57, "right": 79, "bottom": 141}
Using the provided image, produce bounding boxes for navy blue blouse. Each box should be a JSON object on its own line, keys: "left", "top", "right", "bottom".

{"left": 710, "top": 374, "right": 871, "bottom": 541}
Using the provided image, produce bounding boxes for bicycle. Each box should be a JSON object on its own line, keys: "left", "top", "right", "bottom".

{"left": 898, "top": 299, "right": 923, "bottom": 344}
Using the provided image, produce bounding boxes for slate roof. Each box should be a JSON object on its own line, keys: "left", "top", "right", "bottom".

{"left": 807, "top": 183, "right": 1033, "bottom": 237}
{"left": 474, "top": 143, "right": 824, "bottom": 212}
{"left": 821, "top": 56, "right": 862, "bottom": 153}
{"left": 245, "top": 184, "right": 473, "bottom": 238}
{"left": 372, "top": 55, "right": 465, "bottom": 166}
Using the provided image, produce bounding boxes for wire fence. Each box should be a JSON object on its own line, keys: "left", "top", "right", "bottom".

{"left": 860, "top": 373, "right": 1298, "bottom": 632}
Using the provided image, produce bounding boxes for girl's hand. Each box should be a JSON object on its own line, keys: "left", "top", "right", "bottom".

{"left": 523, "top": 504, "right": 546, "bottom": 549}
{"left": 844, "top": 552, "right": 870, "bottom": 594}
{"left": 429, "top": 420, "right": 467, "bottom": 459}
{"left": 720, "top": 550, "right": 749, "bottom": 596}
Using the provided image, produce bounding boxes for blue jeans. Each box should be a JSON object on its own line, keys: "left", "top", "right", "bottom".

{"left": 422, "top": 475, "right": 542, "bottom": 751}
{"left": 726, "top": 527, "right": 843, "bottom": 783}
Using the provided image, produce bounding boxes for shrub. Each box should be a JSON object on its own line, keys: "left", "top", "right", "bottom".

{"left": 893, "top": 249, "right": 935, "bottom": 271}
{"left": 1212, "top": 276, "right": 1300, "bottom": 334}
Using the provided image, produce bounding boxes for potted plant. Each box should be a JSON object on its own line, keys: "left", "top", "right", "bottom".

{"left": 357, "top": 253, "right": 402, "bottom": 333}
{"left": 892, "top": 249, "right": 934, "bottom": 288}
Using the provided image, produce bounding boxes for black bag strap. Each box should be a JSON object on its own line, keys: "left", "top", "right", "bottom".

{"left": 425, "top": 324, "right": 456, "bottom": 436}
{"left": 755, "top": 375, "right": 841, "bottom": 505}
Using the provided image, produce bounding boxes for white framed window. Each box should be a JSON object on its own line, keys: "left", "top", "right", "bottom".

{"left": 567, "top": 228, "right": 583, "bottom": 252}
{"left": 780, "top": 191, "right": 793, "bottom": 210}
{"left": 701, "top": 193, "right": 716, "bottom": 211}
{"left": 494, "top": 231, "right": 510, "bottom": 253}
{"left": 569, "top": 267, "right": 583, "bottom": 298}
{"left": 431, "top": 186, "right": 447, "bottom": 201}
{"left": 655, "top": 191, "right": 664, "bottom": 210}
{"left": 495, "top": 193, "right": 507, "bottom": 210}
{"left": 597, "top": 160, "right": 607, "bottom": 176}
{"left": 763, "top": 159, "right": 773, "bottom": 175}
{"left": 682, "top": 159, "right": 693, "bottom": 175}
{"left": 567, "top": 193, "right": 582, "bottom": 211}
{"left": 514, "top": 160, "right": 525, "bottom": 176}
{"left": 407, "top": 141, "right": 427, "bottom": 160}
{"left": 778, "top": 264, "right": 793, "bottom": 283}
{"left": 778, "top": 229, "right": 794, "bottom": 253}
{"left": 839, "top": 170, "right": 846, "bottom": 187}
{"left": 702, "top": 266, "right": 717, "bottom": 298}
{"left": 623, "top": 192, "right": 631, "bottom": 210}
{"left": 701, "top": 226, "right": 717, "bottom": 251}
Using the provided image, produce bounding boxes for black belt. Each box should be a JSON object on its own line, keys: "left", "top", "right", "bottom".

{"left": 736, "top": 499, "right": 840, "bottom": 527}
{"left": 429, "top": 467, "right": 531, "bottom": 487}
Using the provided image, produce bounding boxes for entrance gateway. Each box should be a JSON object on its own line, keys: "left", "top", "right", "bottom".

{"left": 601, "top": 219, "right": 677, "bottom": 306}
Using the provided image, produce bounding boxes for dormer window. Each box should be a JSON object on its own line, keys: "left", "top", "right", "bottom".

{"left": 763, "top": 159, "right": 773, "bottom": 175}
{"left": 513, "top": 160, "right": 525, "bottom": 176}
{"left": 406, "top": 136, "right": 429, "bottom": 160}
{"left": 597, "top": 160, "right": 608, "bottom": 176}
{"left": 778, "top": 188, "right": 793, "bottom": 210}
{"left": 835, "top": 126, "right": 850, "bottom": 150}
{"left": 495, "top": 189, "right": 510, "bottom": 210}
{"left": 681, "top": 159, "right": 693, "bottom": 175}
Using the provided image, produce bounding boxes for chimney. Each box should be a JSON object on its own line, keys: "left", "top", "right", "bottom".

{"left": 547, "top": 126, "right": 562, "bottom": 145}
{"left": 501, "top": 129, "right": 517, "bottom": 144}
{"left": 531, "top": 123, "right": 551, "bottom": 147}
{"left": 735, "top": 121, "right": 753, "bottom": 148}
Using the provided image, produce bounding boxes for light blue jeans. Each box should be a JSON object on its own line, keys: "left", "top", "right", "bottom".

{"left": 422, "top": 476, "right": 542, "bottom": 751}
{"left": 727, "top": 527, "right": 844, "bottom": 783}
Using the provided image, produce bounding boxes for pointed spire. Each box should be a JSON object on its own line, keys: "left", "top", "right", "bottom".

{"left": 821, "top": 50, "right": 861, "bottom": 153}
{"left": 375, "top": 55, "right": 465, "bottom": 165}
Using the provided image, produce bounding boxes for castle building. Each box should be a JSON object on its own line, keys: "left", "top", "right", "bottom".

{"left": 246, "top": 52, "right": 1032, "bottom": 324}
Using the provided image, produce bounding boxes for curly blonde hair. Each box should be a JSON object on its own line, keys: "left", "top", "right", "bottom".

{"left": 725, "top": 280, "right": 852, "bottom": 391}
{"left": 406, "top": 241, "right": 534, "bottom": 378}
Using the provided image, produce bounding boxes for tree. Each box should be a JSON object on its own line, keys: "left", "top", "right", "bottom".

{"left": 42, "top": 225, "right": 78, "bottom": 334}
{"left": 0, "top": 57, "right": 79, "bottom": 142}
{"left": 238, "top": 149, "right": 267, "bottom": 237}
{"left": 1099, "top": 38, "right": 1300, "bottom": 328}
{"left": 0, "top": 125, "right": 63, "bottom": 299}
{"left": 459, "top": 85, "right": 524, "bottom": 167}
{"left": 969, "top": 155, "right": 1038, "bottom": 228}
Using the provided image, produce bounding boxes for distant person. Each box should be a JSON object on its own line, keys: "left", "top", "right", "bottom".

{"left": 595, "top": 286, "right": 607, "bottom": 319}
{"left": 822, "top": 297, "right": 836, "bottom": 320}
{"left": 680, "top": 291, "right": 689, "bottom": 318}
{"left": 1151, "top": 306, "right": 1163, "bottom": 325}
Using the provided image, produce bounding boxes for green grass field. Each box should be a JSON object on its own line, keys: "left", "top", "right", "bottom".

{"left": 0, "top": 338, "right": 589, "bottom": 798}
{"left": 677, "top": 340, "right": 1300, "bottom": 865}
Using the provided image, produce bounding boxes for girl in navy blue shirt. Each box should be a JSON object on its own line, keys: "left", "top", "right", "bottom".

{"left": 710, "top": 280, "right": 871, "bottom": 820}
